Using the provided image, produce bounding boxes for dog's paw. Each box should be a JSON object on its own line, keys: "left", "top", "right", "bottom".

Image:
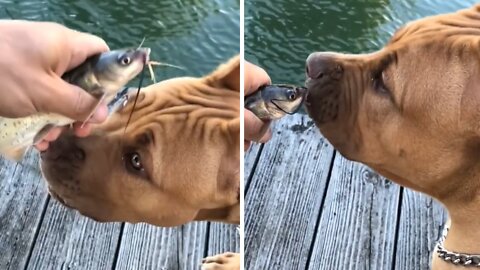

{"left": 201, "top": 252, "right": 240, "bottom": 270}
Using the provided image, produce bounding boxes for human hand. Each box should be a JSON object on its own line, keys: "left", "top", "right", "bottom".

{"left": 0, "top": 20, "right": 110, "bottom": 151}
{"left": 244, "top": 61, "right": 272, "bottom": 151}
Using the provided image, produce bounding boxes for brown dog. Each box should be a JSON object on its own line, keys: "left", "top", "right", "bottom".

{"left": 40, "top": 56, "right": 241, "bottom": 270}
{"left": 305, "top": 5, "right": 480, "bottom": 270}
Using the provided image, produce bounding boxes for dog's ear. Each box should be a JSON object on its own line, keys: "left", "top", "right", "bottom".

{"left": 203, "top": 55, "right": 240, "bottom": 92}
{"left": 468, "top": 3, "right": 480, "bottom": 13}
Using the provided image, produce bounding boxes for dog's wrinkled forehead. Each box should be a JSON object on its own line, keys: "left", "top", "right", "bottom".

{"left": 114, "top": 54, "right": 240, "bottom": 113}
{"left": 387, "top": 5, "right": 480, "bottom": 51}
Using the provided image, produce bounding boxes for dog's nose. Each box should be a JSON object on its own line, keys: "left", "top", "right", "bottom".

{"left": 306, "top": 52, "right": 344, "bottom": 80}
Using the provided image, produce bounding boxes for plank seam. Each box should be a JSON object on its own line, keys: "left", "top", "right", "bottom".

{"left": 391, "top": 186, "right": 404, "bottom": 270}
{"left": 23, "top": 195, "right": 50, "bottom": 270}
{"left": 244, "top": 143, "right": 265, "bottom": 194}
{"left": 111, "top": 222, "right": 125, "bottom": 270}
{"left": 203, "top": 222, "right": 211, "bottom": 258}
{"left": 177, "top": 225, "right": 183, "bottom": 269}
{"left": 304, "top": 150, "right": 337, "bottom": 270}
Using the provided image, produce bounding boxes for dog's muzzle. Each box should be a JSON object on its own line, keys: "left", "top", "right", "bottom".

{"left": 40, "top": 133, "right": 85, "bottom": 162}
{"left": 304, "top": 52, "right": 344, "bottom": 124}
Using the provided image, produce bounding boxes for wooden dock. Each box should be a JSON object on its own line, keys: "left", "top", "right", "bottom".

{"left": 244, "top": 114, "right": 447, "bottom": 269}
{"left": 0, "top": 151, "right": 239, "bottom": 270}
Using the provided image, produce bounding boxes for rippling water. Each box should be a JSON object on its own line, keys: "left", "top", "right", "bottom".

{"left": 245, "top": 0, "right": 478, "bottom": 85}
{"left": 0, "top": 0, "right": 239, "bottom": 83}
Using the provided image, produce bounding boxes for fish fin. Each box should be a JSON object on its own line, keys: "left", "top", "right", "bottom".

{"left": 4, "top": 146, "right": 28, "bottom": 161}
{"left": 33, "top": 124, "right": 55, "bottom": 144}
{"left": 81, "top": 94, "right": 106, "bottom": 128}
{"left": 88, "top": 84, "right": 105, "bottom": 99}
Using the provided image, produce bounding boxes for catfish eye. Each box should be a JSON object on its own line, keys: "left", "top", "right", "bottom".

{"left": 119, "top": 55, "right": 132, "bottom": 66}
{"left": 287, "top": 90, "right": 297, "bottom": 101}
{"left": 124, "top": 152, "right": 143, "bottom": 171}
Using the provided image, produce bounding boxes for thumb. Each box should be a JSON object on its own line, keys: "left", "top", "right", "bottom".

{"left": 66, "top": 31, "right": 110, "bottom": 72}
{"left": 46, "top": 76, "right": 108, "bottom": 122}
{"left": 244, "top": 61, "right": 271, "bottom": 96}
{"left": 244, "top": 109, "right": 272, "bottom": 142}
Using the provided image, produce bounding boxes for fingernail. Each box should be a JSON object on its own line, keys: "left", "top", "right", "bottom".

{"left": 89, "top": 104, "right": 108, "bottom": 123}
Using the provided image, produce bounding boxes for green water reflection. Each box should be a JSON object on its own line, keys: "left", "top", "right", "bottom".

{"left": 0, "top": 0, "right": 240, "bottom": 83}
{"left": 245, "top": 0, "right": 478, "bottom": 85}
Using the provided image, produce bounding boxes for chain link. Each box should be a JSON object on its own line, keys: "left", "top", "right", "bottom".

{"left": 437, "top": 225, "right": 480, "bottom": 267}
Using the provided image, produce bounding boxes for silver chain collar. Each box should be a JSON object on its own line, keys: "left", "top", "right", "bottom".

{"left": 437, "top": 225, "right": 480, "bottom": 267}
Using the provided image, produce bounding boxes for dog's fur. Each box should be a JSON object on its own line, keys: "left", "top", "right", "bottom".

{"left": 40, "top": 56, "right": 241, "bottom": 269}
{"left": 305, "top": 5, "right": 480, "bottom": 269}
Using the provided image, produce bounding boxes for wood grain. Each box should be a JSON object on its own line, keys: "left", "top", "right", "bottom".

{"left": 0, "top": 151, "right": 48, "bottom": 270}
{"left": 244, "top": 143, "right": 262, "bottom": 191}
{"left": 114, "top": 222, "right": 238, "bottom": 270}
{"left": 245, "top": 114, "right": 335, "bottom": 269}
{"left": 26, "top": 199, "right": 121, "bottom": 270}
{"left": 0, "top": 150, "right": 238, "bottom": 270}
{"left": 394, "top": 189, "right": 447, "bottom": 270}
{"left": 307, "top": 155, "right": 401, "bottom": 269}
{"left": 206, "top": 223, "right": 240, "bottom": 256}
{"left": 244, "top": 114, "right": 448, "bottom": 269}
{"left": 114, "top": 224, "right": 180, "bottom": 270}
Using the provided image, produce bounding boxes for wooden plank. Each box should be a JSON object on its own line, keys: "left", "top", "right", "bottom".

{"left": 307, "top": 155, "right": 401, "bottom": 269}
{"left": 206, "top": 223, "right": 240, "bottom": 256}
{"left": 178, "top": 222, "right": 209, "bottom": 269}
{"left": 0, "top": 150, "right": 49, "bottom": 270}
{"left": 0, "top": 156, "right": 237, "bottom": 270}
{"left": 395, "top": 189, "right": 447, "bottom": 270}
{"left": 115, "top": 222, "right": 209, "bottom": 270}
{"left": 245, "top": 114, "right": 335, "bottom": 269}
{"left": 113, "top": 224, "right": 178, "bottom": 269}
{"left": 244, "top": 143, "right": 262, "bottom": 190}
{"left": 26, "top": 199, "right": 121, "bottom": 269}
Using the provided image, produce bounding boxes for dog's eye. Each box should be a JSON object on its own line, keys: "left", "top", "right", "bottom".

{"left": 287, "top": 90, "right": 297, "bottom": 101}
{"left": 123, "top": 152, "right": 144, "bottom": 172}
{"left": 130, "top": 153, "right": 142, "bottom": 170}
{"left": 372, "top": 71, "right": 390, "bottom": 95}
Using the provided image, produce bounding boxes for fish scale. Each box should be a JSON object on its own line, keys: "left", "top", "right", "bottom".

{"left": 1, "top": 113, "right": 69, "bottom": 152}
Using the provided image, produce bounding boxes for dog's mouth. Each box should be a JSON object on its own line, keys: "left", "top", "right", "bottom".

{"left": 305, "top": 78, "right": 328, "bottom": 103}
{"left": 304, "top": 77, "right": 341, "bottom": 125}
{"left": 48, "top": 185, "right": 106, "bottom": 222}
{"left": 48, "top": 187, "right": 73, "bottom": 208}
{"left": 40, "top": 133, "right": 86, "bottom": 162}
{"left": 42, "top": 152, "right": 108, "bottom": 223}
{"left": 40, "top": 132, "right": 88, "bottom": 209}
{"left": 303, "top": 52, "right": 346, "bottom": 125}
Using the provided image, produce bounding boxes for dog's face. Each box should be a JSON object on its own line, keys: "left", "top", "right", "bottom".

{"left": 305, "top": 6, "right": 480, "bottom": 198}
{"left": 41, "top": 57, "right": 240, "bottom": 226}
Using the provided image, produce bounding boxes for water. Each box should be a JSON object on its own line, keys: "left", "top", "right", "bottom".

{"left": 245, "top": 0, "right": 478, "bottom": 86}
{"left": 0, "top": 0, "right": 240, "bottom": 84}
